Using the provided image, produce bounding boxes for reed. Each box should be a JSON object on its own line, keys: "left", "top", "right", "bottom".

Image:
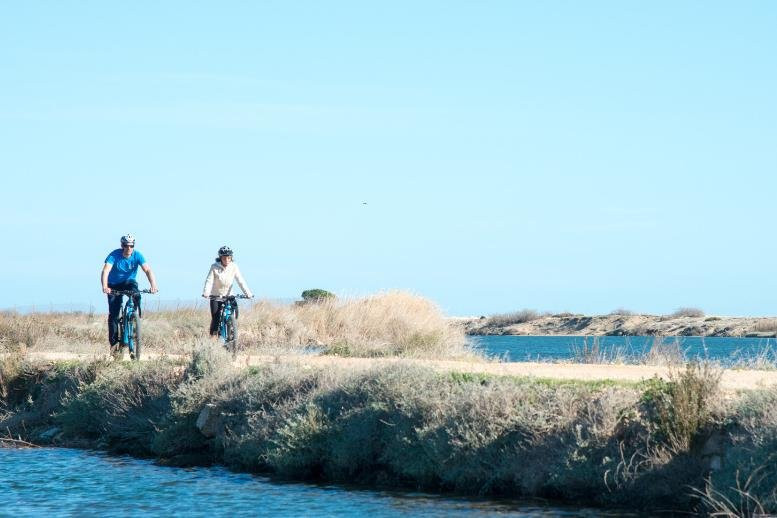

{"left": 641, "top": 336, "right": 685, "bottom": 366}
{"left": 571, "top": 336, "right": 627, "bottom": 364}
{"left": 0, "top": 291, "right": 472, "bottom": 360}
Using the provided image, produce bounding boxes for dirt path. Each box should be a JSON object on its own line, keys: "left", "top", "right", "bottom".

{"left": 19, "top": 351, "right": 777, "bottom": 393}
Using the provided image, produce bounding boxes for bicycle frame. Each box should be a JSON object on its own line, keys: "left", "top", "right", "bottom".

{"left": 124, "top": 297, "right": 141, "bottom": 353}
{"left": 209, "top": 294, "right": 249, "bottom": 349}
{"left": 112, "top": 289, "right": 152, "bottom": 359}
{"left": 218, "top": 299, "right": 235, "bottom": 342}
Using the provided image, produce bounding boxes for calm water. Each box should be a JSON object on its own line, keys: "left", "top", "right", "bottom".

{"left": 470, "top": 335, "right": 777, "bottom": 364}
{"left": 0, "top": 448, "right": 635, "bottom": 517}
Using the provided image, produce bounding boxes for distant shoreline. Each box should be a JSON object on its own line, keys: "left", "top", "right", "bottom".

{"left": 453, "top": 313, "right": 777, "bottom": 337}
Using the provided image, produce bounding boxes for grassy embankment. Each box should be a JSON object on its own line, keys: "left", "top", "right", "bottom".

{"left": 1, "top": 292, "right": 776, "bottom": 514}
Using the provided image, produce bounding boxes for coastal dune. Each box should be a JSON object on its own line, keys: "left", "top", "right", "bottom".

{"left": 460, "top": 312, "right": 777, "bottom": 337}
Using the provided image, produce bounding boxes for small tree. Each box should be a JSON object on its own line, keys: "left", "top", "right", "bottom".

{"left": 301, "top": 289, "right": 335, "bottom": 303}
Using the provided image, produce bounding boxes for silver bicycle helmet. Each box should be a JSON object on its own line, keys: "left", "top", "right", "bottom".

{"left": 121, "top": 234, "right": 136, "bottom": 246}
{"left": 218, "top": 246, "right": 233, "bottom": 257}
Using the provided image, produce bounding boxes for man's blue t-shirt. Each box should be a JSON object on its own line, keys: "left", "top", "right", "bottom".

{"left": 105, "top": 249, "right": 147, "bottom": 284}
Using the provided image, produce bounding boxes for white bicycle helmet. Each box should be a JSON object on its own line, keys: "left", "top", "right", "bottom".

{"left": 218, "top": 246, "right": 233, "bottom": 257}
{"left": 121, "top": 234, "right": 136, "bottom": 246}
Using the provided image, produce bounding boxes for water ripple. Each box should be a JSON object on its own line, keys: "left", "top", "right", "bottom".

{"left": 0, "top": 448, "right": 634, "bottom": 517}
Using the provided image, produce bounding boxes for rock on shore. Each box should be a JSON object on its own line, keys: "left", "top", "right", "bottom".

{"left": 456, "top": 314, "right": 777, "bottom": 337}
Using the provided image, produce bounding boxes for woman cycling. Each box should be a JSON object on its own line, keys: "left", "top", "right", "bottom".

{"left": 202, "top": 246, "right": 253, "bottom": 336}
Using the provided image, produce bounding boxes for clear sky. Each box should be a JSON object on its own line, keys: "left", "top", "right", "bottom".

{"left": 2, "top": 2, "right": 776, "bottom": 316}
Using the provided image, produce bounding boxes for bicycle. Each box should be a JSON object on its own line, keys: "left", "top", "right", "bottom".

{"left": 110, "top": 289, "right": 154, "bottom": 361}
{"left": 209, "top": 294, "right": 250, "bottom": 355}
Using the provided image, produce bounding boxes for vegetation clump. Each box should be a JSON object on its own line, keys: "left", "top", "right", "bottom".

{"left": 300, "top": 289, "right": 336, "bottom": 304}
{"left": 0, "top": 291, "right": 472, "bottom": 360}
{"left": 487, "top": 309, "right": 540, "bottom": 326}
{"left": 670, "top": 307, "right": 705, "bottom": 318}
{"left": 2, "top": 353, "right": 776, "bottom": 514}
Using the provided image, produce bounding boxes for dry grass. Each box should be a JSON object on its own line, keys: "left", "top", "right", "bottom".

{"left": 729, "top": 344, "right": 777, "bottom": 371}
{"left": 571, "top": 337, "right": 627, "bottom": 364}
{"left": 0, "top": 291, "right": 473, "bottom": 360}
{"left": 753, "top": 319, "right": 777, "bottom": 333}
{"left": 570, "top": 336, "right": 685, "bottom": 366}
{"left": 670, "top": 307, "right": 705, "bottom": 318}
{"left": 236, "top": 291, "right": 471, "bottom": 358}
{"left": 642, "top": 336, "right": 685, "bottom": 366}
{"left": 487, "top": 309, "right": 540, "bottom": 326}
{"left": 697, "top": 387, "right": 777, "bottom": 514}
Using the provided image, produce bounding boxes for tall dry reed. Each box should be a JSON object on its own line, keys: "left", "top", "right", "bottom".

{"left": 0, "top": 292, "right": 472, "bottom": 360}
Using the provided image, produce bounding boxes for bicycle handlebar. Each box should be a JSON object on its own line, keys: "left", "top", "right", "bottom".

{"left": 110, "top": 289, "right": 156, "bottom": 296}
{"left": 208, "top": 294, "right": 252, "bottom": 301}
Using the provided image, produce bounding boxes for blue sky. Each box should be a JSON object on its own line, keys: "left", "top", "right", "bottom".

{"left": 2, "top": 2, "right": 776, "bottom": 316}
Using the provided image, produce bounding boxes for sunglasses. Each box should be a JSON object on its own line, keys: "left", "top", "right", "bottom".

{"left": 122, "top": 244, "right": 134, "bottom": 248}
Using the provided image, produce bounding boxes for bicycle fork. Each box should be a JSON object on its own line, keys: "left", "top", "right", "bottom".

{"left": 122, "top": 304, "right": 135, "bottom": 352}
{"left": 219, "top": 304, "right": 232, "bottom": 342}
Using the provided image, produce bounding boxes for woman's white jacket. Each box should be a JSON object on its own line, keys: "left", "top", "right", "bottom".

{"left": 202, "top": 262, "right": 253, "bottom": 298}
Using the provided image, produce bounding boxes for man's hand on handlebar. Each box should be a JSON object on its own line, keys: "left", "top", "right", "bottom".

{"left": 105, "top": 288, "right": 157, "bottom": 296}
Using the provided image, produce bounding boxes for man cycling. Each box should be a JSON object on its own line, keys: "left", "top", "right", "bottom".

{"left": 100, "top": 234, "right": 158, "bottom": 349}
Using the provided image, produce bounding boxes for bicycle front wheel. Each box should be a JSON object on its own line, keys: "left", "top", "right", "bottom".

{"left": 225, "top": 314, "right": 238, "bottom": 357}
{"left": 129, "top": 314, "right": 141, "bottom": 361}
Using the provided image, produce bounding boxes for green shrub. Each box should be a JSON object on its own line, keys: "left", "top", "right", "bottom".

{"left": 57, "top": 362, "right": 182, "bottom": 455}
{"left": 6, "top": 358, "right": 777, "bottom": 513}
{"left": 639, "top": 362, "right": 722, "bottom": 451}
{"left": 301, "top": 289, "right": 336, "bottom": 303}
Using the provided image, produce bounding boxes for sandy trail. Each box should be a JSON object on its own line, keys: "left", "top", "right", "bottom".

{"left": 19, "top": 351, "right": 777, "bottom": 393}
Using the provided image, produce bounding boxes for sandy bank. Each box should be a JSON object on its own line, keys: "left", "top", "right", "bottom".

{"left": 21, "top": 351, "right": 777, "bottom": 392}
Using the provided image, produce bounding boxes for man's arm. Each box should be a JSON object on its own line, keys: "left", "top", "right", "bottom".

{"left": 101, "top": 264, "right": 112, "bottom": 294}
{"left": 141, "top": 263, "right": 159, "bottom": 293}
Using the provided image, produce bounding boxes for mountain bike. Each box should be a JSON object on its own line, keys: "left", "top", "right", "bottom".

{"left": 111, "top": 289, "right": 153, "bottom": 361}
{"left": 209, "top": 294, "right": 250, "bottom": 356}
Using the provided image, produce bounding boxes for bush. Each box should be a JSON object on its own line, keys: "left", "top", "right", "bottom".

{"left": 639, "top": 362, "right": 722, "bottom": 452}
{"left": 5, "top": 358, "right": 777, "bottom": 513}
{"left": 488, "top": 309, "right": 540, "bottom": 326}
{"left": 700, "top": 387, "right": 777, "bottom": 515}
{"left": 301, "top": 289, "right": 336, "bottom": 303}
{"left": 58, "top": 361, "right": 182, "bottom": 455}
{"left": 670, "top": 308, "right": 705, "bottom": 318}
